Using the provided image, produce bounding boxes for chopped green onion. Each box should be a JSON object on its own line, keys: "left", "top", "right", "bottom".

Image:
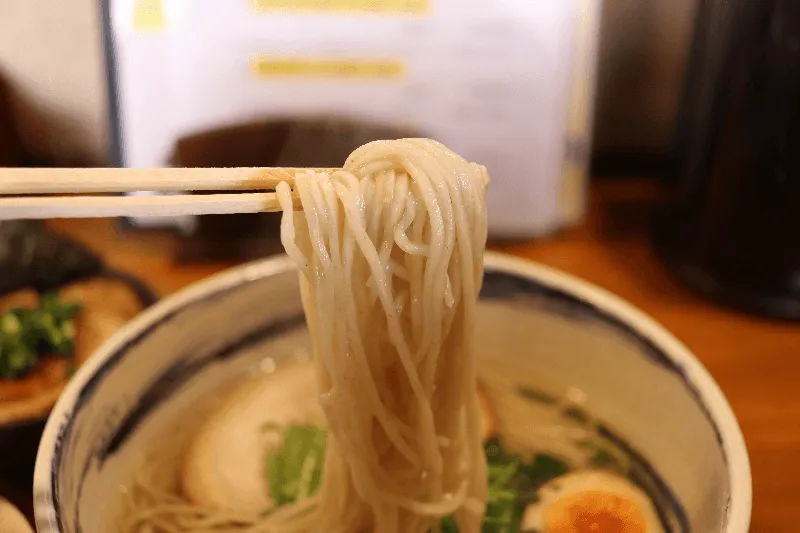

{"left": 578, "top": 439, "right": 625, "bottom": 472}
{"left": 562, "top": 406, "right": 589, "bottom": 423}
{"left": 267, "top": 427, "right": 574, "bottom": 533}
{"left": 482, "top": 487, "right": 523, "bottom": 533}
{"left": 488, "top": 458, "right": 521, "bottom": 486}
{"left": 440, "top": 516, "right": 459, "bottom": 532}
{"left": 520, "top": 454, "right": 569, "bottom": 487}
{"left": 62, "top": 321, "right": 76, "bottom": 340}
{"left": 516, "top": 386, "right": 558, "bottom": 404}
{"left": 0, "top": 314, "right": 20, "bottom": 335}
{"left": 265, "top": 425, "right": 326, "bottom": 507}
{"left": 0, "top": 292, "right": 81, "bottom": 379}
{"left": 478, "top": 438, "right": 570, "bottom": 532}
{"left": 590, "top": 447, "right": 624, "bottom": 471}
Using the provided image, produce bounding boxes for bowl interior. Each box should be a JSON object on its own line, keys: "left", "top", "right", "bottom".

{"left": 34, "top": 255, "right": 747, "bottom": 533}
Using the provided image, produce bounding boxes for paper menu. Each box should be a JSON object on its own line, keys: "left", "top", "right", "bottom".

{"left": 109, "top": 0, "right": 597, "bottom": 237}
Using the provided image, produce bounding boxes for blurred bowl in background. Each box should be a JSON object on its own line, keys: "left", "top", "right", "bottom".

{"left": 0, "top": 271, "right": 156, "bottom": 479}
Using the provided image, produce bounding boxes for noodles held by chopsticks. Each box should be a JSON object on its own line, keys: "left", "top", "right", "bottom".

{"left": 273, "top": 139, "right": 489, "bottom": 533}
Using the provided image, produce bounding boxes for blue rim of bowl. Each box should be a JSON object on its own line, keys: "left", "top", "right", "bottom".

{"left": 33, "top": 253, "right": 752, "bottom": 533}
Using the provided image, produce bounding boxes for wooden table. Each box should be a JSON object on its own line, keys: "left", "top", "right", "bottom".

{"left": 11, "top": 180, "right": 796, "bottom": 531}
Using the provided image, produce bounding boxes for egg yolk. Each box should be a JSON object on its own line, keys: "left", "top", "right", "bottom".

{"left": 544, "top": 490, "right": 648, "bottom": 533}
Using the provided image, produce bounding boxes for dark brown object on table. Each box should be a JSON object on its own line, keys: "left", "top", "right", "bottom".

{"left": 169, "top": 119, "right": 418, "bottom": 261}
{"left": 0, "top": 221, "right": 104, "bottom": 296}
{"left": 0, "top": 74, "right": 25, "bottom": 167}
{"left": 655, "top": 0, "right": 800, "bottom": 319}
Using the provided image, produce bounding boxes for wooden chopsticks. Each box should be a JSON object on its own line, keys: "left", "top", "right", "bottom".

{"left": 0, "top": 193, "right": 298, "bottom": 220}
{"left": 0, "top": 167, "right": 336, "bottom": 220}
{"left": 0, "top": 167, "right": 336, "bottom": 194}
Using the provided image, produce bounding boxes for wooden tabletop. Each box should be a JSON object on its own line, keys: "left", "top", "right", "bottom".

{"left": 24, "top": 180, "right": 797, "bottom": 532}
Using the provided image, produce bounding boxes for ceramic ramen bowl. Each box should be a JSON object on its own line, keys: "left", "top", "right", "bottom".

{"left": 32, "top": 253, "right": 752, "bottom": 533}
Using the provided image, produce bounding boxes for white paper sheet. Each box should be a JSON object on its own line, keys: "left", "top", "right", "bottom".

{"left": 110, "top": 0, "right": 587, "bottom": 236}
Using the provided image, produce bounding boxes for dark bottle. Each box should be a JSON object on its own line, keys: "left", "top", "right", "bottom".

{"left": 655, "top": 0, "right": 800, "bottom": 319}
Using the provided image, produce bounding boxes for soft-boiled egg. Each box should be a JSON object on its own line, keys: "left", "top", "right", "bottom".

{"left": 521, "top": 470, "right": 666, "bottom": 533}
{"left": 182, "top": 364, "right": 497, "bottom": 515}
{"left": 182, "top": 363, "right": 324, "bottom": 514}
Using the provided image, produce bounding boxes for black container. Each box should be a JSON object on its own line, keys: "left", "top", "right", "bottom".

{"left": 655, "top": 0, "right": 800, "bottom": 319}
